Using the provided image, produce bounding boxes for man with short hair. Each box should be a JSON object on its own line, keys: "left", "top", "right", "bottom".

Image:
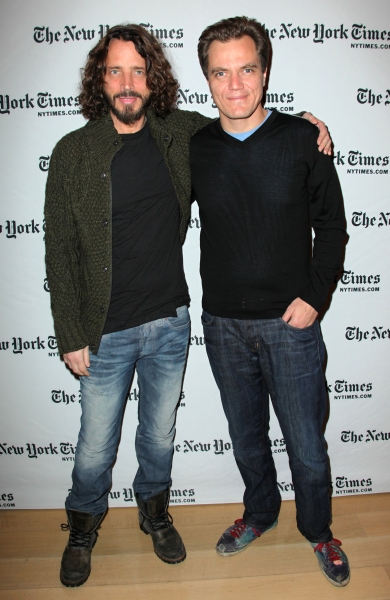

{"left": 45, "top": 22, "right": 332, "bottom": 587}
{"left": 190, "top": 16, "right": 349, "bottom": 587}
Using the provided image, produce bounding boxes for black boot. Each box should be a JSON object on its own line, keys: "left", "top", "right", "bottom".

{"left": 136, "top": 489, "right": 186, "bottom": 564}
{"left": 60, "top": 509, "right": 105, "bottom": 587}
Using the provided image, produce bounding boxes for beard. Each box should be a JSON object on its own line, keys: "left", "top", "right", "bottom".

{"left": 103, "top": 89, "right": 151, "bottom": 125}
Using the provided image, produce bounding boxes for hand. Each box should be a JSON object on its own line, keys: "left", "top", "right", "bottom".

{"left": 63, "top": 346, "right": 90, "bottom": 376}
{"left": 282, "top": 298, "right": 318, "bottom": 329}
{"left": 301, "top": 112, "right": 332, "bottom": 156}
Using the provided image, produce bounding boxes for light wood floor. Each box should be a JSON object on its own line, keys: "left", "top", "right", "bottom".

{"left": 0, "top": 493, "right": 389, "bottom": 599}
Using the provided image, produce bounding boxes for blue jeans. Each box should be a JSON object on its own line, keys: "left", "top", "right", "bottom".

{"left": 202, "top": 312, "right": 332, "bottom": 543}
{"left": 65, "top": 306, "right": 190, "bottom": 515}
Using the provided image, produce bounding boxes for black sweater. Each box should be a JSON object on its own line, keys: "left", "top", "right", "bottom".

{"left": 190, "top": 111, "right": 346, "bottom": 319}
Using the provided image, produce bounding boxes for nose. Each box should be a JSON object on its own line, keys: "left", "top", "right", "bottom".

{"left": 121, "top": 72, "right": 135, "bottom": 90}
{"left": 228, "top": 71, "right": 244, "bottom": 90}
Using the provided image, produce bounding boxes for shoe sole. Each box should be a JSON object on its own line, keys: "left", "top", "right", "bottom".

{"left": 155, "top": 548, "right": 187, "bottom": 564}
{"left": 60, "top": 567, "right": 91, "bottom": 587}
{"left": 216, "top": 518, "right": 278, "bottom": 557}
{"left": 320, "top": 569, "right": 350, "bottom": 587}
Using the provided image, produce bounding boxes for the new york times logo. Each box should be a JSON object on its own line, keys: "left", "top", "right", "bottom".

{"left": 265, "top": 92, "right": 294, "bottom": 112}
{"left": 106, "top": 487, "right": 195, "bottom": 503}
{"left": 177, "top": 88, "right": 294, "bottom": 112}
{"left": 174, "top": 439, "right": 232, "bottom": 455}
{"left": 0, "top": 219, "right": 44, "bottom": 238}
{"left": 264, "top": 22, "right": 348, "bottom": 42}
{"left": 188, "top": 216, "right": 201, "bottom": 230}
{"left": 339, "top": 270, "right": 380, "bottom": 293}
{"left": 334, "top": 476, "right": 372, "bottom": 494}
{"left": 33, "top": 23, "right": 184, "bottom": 48}
{"left": 351, "top": 212, "right": 390, "bottom": 228}
{"left": 190, "top": 334, "right": 205, "bottom": 346}
{"left": 350, "top": 24, "right": 390, "bottom": 49}
{"left": 334, "top": 150, "right": 389, "bottom": 175}
{"left": 270, "top": 437, "right": 286, "bottom": 454}
{"left": 356, "top": 88, "right": 390, "bottom": 107}
{"left": 39, "top": 156, "right": 50, "bottom": 172}
{"left": 52, "top": 390, "right": 81, "bottom": 405}
{"left": 108, "top": 488, "right": 135, "bottom": 502}
{"left": 261, "top": 22, "right": 390, "bottom": 46}
{"left": 140, "top": 23, "right": 184, "bottom": 49}
{"left": 0, "top": 492, "right": 15, "bottom": 508}
{"left": 33, "top": 24, "right": 109, "bottom": 44}
{"left": 327, "top": 379, "right": 372, "bottom": 400}
{"left": 341, "top": 430, "right": 390, "bottom": 443}
{"left": 345, "top": 326, "right": 390, "bottom": 341}
{"left": 0, "top": 442, "right": 76, "bottom": 459}
{"left": 170, "top": 488, "right": 196, "bottom": 504}
{"left": 0, "top": 335, "right": 57, "bottom": 355}
{"left": 0, "top": 93, "right": 80, "bottom": 116}
{"left": 277, "top": 481, "right": 294, "bottom": 493}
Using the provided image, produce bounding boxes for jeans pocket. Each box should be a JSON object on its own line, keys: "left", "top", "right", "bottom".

{"left": 279, "top": 318, "right": 316, "bottom": 339}
{"left": 201, "top": 310, "right": 215, "bottom": 326}
{"left": 166, "top": 305, "right": 190, "bottom": 329}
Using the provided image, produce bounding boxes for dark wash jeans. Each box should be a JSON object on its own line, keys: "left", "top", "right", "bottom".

{"left": 65, "top": 306, "right": 190, "bottom": 516}
{"left": 202, "top": 312, "right": 333, "bottom": 543}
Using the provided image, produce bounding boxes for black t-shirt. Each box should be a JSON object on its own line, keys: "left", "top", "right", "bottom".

{"left": 103, "top": 121, "right": 189, "bottom": 335}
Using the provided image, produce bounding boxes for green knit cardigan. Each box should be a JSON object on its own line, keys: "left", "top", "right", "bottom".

{"left": 44, "top": 108, "right": 210, "bottom": 355}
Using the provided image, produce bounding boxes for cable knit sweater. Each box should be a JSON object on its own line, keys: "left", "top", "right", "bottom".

{"left": 44, "top": 108, "right": 210, "bottom": 355}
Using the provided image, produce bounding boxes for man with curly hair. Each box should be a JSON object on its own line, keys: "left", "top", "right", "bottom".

{"left": 45, "top": 23, "right": 331, "bottom": 587}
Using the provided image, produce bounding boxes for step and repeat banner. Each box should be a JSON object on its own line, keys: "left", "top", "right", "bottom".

{"left": 1, "top": 0, "right": 389, "bottom": 510}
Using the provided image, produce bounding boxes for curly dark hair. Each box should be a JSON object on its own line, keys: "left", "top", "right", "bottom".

{"left": 79, "top": 24, "right": 179, "bottom": 119}
{"left": 198, "top": 16, "right": 270, "bottom": 78}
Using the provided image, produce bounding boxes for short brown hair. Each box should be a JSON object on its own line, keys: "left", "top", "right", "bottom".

{"left": 198, "top": 16, "right": 270, "bottom": 78}
{"left": 79, "top": 24, "right": 179, "bottom": 120}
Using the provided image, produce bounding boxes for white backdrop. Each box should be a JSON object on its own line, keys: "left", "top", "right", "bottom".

{"left": 1, "top": 0, "right": 389, "bottom": 510}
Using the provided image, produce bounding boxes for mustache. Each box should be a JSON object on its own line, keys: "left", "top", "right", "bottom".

{"left": 113, "top": 91, "right": 144, "bottom": 100}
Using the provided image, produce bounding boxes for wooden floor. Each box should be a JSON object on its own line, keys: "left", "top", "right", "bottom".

{"left": 0, "top": 493, "right": 389, "bottom": 599}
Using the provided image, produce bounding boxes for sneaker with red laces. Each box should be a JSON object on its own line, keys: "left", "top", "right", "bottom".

{"left": 216, "top": 518, "right": 278, "bottom": 556}
{"left": 312, "top": 538, "right": 350, "bottom": 586}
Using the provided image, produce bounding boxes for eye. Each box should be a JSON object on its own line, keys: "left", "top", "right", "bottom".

{"left": 215, "top": 71, "right": 225, "bottom": 78}
{"left": 134, "top": 69, "right": 145, "bottom": 76}
{"left": 243, "top": 68, "right": 254, "bottom": 74}
{"left": 109, "top": 69, "right": 120, "bottom": 76}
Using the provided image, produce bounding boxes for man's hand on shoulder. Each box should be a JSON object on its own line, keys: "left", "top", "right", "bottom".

{"left": 282, "top": 298, "right": 318, "bottom": 329}
{"left": 63, "top": 346, "right": 90, "bottom": 377}
{"left": 302, "top": 112, "right": 332, "bottom": 156}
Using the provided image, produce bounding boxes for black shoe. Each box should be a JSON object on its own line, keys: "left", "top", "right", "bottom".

{"left": 60, "top": 509, "right": 105, "bottom": 587}
{"left": 136, "top": 489, "right": 186, "bottom": 564}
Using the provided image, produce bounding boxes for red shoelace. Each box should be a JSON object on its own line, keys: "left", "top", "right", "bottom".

{"left": 229, "top": 519, "right": 261, "bottom": 539}
{"left": 313, "top": 539, "right": 344, "bottom": 563}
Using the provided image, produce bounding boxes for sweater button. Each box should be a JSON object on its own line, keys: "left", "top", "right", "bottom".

{"left": 113, "top": 140, "right": 119, "bottom": 146}
{"left": 102, "top": 266, "right": 108, "bottom": 272}
{"left": 100, "top": 307, "right": 105, "bottom": 314}
{"left": 103, "top": 220, "right": 108, "bottom": 226}
{"left": 101, "top": 172, "right": 107, "bottom": 179}
{"left": 164, "top": 134, "right": 170, "bottom": 142}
